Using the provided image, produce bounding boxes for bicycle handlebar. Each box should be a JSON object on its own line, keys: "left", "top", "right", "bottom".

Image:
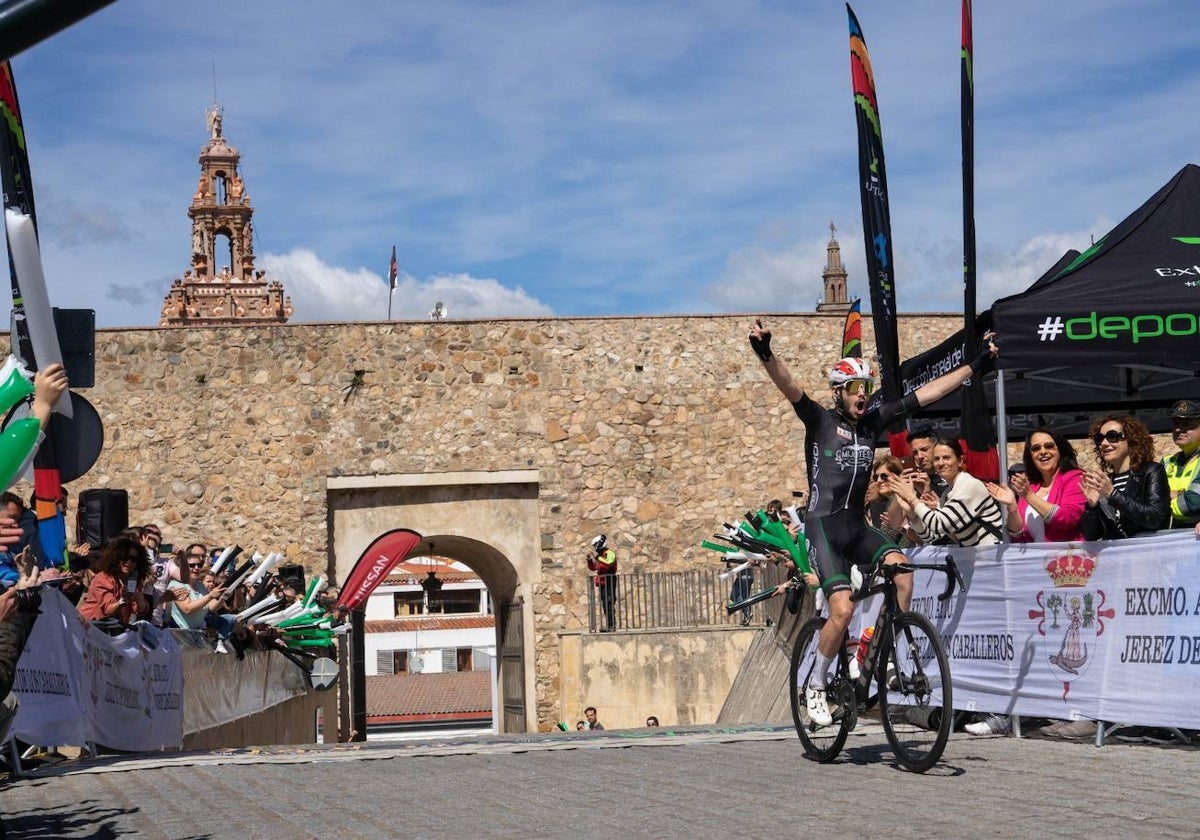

{"left": 865, "top": 554, "right": 968, "bottom": 603}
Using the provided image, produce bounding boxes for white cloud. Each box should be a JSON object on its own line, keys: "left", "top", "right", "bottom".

{"left": 708, "top": 227, "right": 847, "bottom": 313}
{"left": 978, "top": 222, "right": 1114, "bottom": 308}
{"left": 258, "top": 249, "right": 553, "bottom": 322}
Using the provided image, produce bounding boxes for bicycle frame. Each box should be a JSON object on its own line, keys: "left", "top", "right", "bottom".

{"left": 852, "top": 556, "right": 964, "bottom": 702}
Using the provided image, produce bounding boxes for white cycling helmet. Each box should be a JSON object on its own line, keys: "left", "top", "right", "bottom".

{"left": 591, "top": 534, "right": 607, "bottom": 550}
{"left": 827, "top": 357, "right": 875, "bottom": 387}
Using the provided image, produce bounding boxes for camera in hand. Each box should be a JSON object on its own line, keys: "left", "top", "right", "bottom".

{"left": 13, "top": 586, "right": 41, "bottom": 614}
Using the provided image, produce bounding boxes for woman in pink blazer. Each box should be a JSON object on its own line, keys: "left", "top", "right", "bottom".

{"left": 987, "top": 427, "right": 1085, "bottom": 543}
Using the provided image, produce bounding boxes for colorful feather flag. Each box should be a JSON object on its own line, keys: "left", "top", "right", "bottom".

{"left": 840, "top": 298, "right": 862, "bottom": 359}
{"left": 847, "top": 5, "right": 901, "bottom": 404}
{"left": 0, "top": 61, "right": 70, "bottom": 566}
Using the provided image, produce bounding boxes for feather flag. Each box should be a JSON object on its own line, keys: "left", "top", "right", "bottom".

{"left": 847, "top": 5, "right": 901, "bottom": 405}
{"left": 336, "top": 529, "right": 423, "bottom": 612}
{"left": 387, "top": 245, "right": 397, "bottom": 291}
{"left": 0, "top": 61, "right": 71, "bottom": 566}
{"left": 958, "top": 0, "right": 998, "bottom": 480}
{"left": 840, "top": 298, "right": 862, "bottom": 359}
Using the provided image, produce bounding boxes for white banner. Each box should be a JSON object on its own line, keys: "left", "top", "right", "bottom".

{"left": 11, "top": 588, "right": 184, "bottom": 750}
{"left": 11, "top": 588, "right": 89, "bottom": 746}
{"left": 902, "top": 530, "right": 1200, "bottom": 728}
{"left": 83, "top": 623, "right": 184, "bottom": 751}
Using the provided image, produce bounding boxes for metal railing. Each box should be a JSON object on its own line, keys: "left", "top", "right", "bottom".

{"left": 585, "top": 564, "right": 788, "bottom": 632}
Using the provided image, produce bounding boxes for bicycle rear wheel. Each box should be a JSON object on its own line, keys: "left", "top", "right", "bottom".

{"left": 878, "top": 611, "right": 952, "bottom": 773}
{"left": 790, "top": 616, "right": 856, "bottom": 762}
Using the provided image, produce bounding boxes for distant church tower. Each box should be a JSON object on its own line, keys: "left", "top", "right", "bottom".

{"left": 159, "top": 104, "right": 292, "bottom": 326}
{"left": 815, "top": 222, "right": 852, "bottom": 315}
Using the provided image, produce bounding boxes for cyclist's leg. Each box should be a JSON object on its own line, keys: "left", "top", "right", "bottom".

{"left": 881, "top": 549, "right": 912, "bottom": 611}
{"left": 857, "top": 522, "right": 912, "bottom": 613}
{"left": 806, "top": 514, "right": 854, "bottom": 665}
{"left": 817, "top": 590, "right": 852, "bottom": 660}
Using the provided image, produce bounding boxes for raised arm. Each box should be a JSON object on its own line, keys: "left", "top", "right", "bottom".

{"left": 749, "top": 319, "right": 806, "bottom": 404}
{"left": 912, "top": 333, "right": 997, "bottom": 409}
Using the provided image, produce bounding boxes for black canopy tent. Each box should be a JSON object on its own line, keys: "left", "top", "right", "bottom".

{"left": 897, "top": 164, "right": 1200, "bottom": 439}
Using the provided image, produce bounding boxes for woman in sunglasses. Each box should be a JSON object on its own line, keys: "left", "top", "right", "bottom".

{"left": 986, "top": 427, "right": 1085, "bottom": 543}
{"left": 77, "top": 536, "right": 152, "bottom": 625}
{"left": 864, "top": 455, "right": 917, "bottom": 548}
{"left": 1080, "top": 416, "right": 1169, "bottom": 540}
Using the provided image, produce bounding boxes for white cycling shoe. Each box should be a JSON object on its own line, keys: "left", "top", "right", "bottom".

{"left": 805, "top": 686, "right": 833, "bottom": 727}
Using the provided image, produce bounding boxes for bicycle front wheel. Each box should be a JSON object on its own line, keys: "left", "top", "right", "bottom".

{"left": 790, "top": 616, "right": 855, "bottom": 762}
{"left": 878, "top": 611, "right": 952, "bottom": 773}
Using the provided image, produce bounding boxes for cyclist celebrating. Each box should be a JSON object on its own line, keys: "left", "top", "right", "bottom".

{"left": 748, "top": 318, "right": 995, "bottom": 726}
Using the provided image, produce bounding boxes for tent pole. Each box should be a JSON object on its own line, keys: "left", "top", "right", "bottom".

{"left": 995, "top": 371, "right": 1010, "bottom": 542}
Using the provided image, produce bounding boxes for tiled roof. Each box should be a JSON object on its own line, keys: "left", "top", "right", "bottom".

{"left": 365, "top": 615, "right": 495, "bottom": 633}
{"left": 366, "top": 671, "right": 492, "bottom": 718}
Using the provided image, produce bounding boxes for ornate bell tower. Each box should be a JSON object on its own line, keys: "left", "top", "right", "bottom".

{"left": 159, "top": 104, "right": 292, "bottom": 326}
{"left": 815, "top": 221, "right": 852, "bottom": 314}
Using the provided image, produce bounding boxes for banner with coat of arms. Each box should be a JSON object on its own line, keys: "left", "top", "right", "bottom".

{"left": 899, "top": 530, "right": 1200, "bottom": 728}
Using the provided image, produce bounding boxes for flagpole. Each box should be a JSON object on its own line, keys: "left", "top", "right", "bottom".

{"left": 387, "top": 289, "right": 393, "bottom": 321}
{"left": 961, "top": 0, "right": 976, "bottom": 347}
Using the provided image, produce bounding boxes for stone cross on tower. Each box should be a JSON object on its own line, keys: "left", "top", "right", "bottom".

{"left": 815, "top": 221, "right": 852, "bottom": 314}
{"left": 159, "top": 104, "right": 292, "bottom": 326}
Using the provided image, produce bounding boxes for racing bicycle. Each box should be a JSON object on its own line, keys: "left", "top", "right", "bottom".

{"left": 789, "top": 556, "right": 964, "bottom": 773}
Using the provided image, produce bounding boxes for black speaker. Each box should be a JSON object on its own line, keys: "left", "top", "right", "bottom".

{"left": 276, "top": 563, "right": 306, "bottom": 594}
{"left": 76, "top": 488, "right": 129, "bottom": 549}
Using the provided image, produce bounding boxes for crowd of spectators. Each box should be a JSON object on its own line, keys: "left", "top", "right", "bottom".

{"left": 855, "top": 400, "right": 1200, "bottom": 739}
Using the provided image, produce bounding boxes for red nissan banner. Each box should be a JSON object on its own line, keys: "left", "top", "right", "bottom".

{"left": 336, "top": 528, "right": 423, "bottom": 612}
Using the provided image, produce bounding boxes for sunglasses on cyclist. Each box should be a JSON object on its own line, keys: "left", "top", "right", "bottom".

{"left": 1092, "top": 430, "right": 1126, "bottom": 446}
{"left": 842, "top": 380, "right": 874, "bottom": 396}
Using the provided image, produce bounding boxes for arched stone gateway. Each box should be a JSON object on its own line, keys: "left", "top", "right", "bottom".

{"left": 328, "top": 470, "right": 540, "bottom": 732}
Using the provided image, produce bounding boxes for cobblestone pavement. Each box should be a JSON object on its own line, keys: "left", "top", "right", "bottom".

{"left": 3, "top": 723, "right": 1196, "bottom": 839}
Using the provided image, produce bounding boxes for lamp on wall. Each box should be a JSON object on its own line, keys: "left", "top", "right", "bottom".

{"left": 421, "top": 541, "right": 442, "bottom": 613}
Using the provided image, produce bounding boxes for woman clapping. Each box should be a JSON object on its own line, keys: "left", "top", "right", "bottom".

{"left": 987, "top": 427, "right": 1085, "bottom": 543}
{"left": 890, "top": 439, "right": 1004, "bottom": 547}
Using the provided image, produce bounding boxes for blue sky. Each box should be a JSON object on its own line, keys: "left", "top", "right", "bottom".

{"left": 6, "top": 0, "right": 1200, "bottom": 326}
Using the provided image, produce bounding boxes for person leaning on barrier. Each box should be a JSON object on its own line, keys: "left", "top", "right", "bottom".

{"left": 1165, "top": 400, "right": 1200, "bottom": 529}
{"left": 77, "top": 536, "right": 152, "bottom": 626}
{"left": 891, "top": 438, "right": 1004, "bottom": 548}
{"left": 1080, "top": 416, "right": 1170, "bottom": 541}
{"left": 987, "top": 427, "right": 1086, "bottom": 543}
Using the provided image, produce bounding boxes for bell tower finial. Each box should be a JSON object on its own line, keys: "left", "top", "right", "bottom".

{"left": 159, "top": 106, "right": 292, "bottom": 326}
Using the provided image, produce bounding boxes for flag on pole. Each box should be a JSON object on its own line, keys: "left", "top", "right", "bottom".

{"left": 840, "top": 298, "right": 862, "bottom": 358}
{"left": 847, "top": 5, "right": 901, "bottom": 405}
{"left": 387, "top": 245, "right": 397, "bottom": 291}
{"left": 0, "top": 61, "right": 69, "bottom": 565}
{"left": 958, "top": 0, "right": 998, "bottom": 481}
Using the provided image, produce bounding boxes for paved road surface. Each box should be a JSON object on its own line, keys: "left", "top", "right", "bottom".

{"left": 3, "top": 723, "right": 1195, "bottom": 839}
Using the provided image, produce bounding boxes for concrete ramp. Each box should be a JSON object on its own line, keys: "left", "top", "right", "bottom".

{"left": 717, "top": 594, "right": 815, "bottom": 725}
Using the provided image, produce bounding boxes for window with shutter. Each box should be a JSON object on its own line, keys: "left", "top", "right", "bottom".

{"left": 376, "top": 650, "right": 394, "bottom": 675}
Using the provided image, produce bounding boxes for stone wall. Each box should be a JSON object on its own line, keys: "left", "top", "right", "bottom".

{"left": 68, "top": 312, "right": 963, "bottom": 727}
{"left": 559, "top": 626, "right": 757, "bottom": 728}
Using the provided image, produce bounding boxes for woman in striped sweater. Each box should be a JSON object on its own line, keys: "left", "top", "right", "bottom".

{"left": 890, "top": 438, "right": 1004, "bottom": 547}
